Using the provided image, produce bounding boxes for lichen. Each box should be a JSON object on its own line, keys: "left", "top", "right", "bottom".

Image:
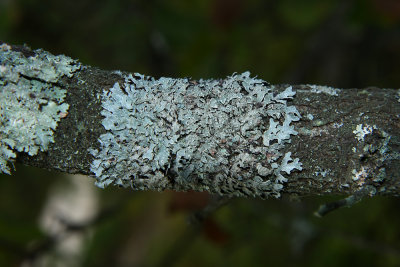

{"left": 332, "top": 122, "right": 343, "bottom": 128}
{"left": 90, "top": 72, "right": 302, "bottom": 198}
{"left": 307, "top": 84, "right": 340, "bottom": 96}
{"left": 352, "top": 167, "right": 368, "bottom": 182}
{"left": 353, "top": 124, "right": 374, "bottom": 142}
{"left": 0, "top": 43, "right": 79, "bottom": 174}
{"left": 350, "top": 127, "right": 395, "bottom": 193}
{"left": 314, "top": 166, "right": 331, "bottom": 178}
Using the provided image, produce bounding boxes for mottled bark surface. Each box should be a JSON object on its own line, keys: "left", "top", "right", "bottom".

{"left": 2, "top": 43, "right": 399, "bottom": 198}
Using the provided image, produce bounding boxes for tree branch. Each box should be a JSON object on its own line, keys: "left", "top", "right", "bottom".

{"left": 1, "top": 42, "right": 399, "bottom": 199}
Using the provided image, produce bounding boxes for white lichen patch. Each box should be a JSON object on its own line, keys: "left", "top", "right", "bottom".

{"left": 0, "top": 43, "right": 80, "bottom": 174}
{"left": 353, "top": 124, "right": 374, "bottom": 141}
{"left": 332, "top": 122, "right": 343, "bottom": 128}
{"left": 90, "top": 72, "right": 302, "bottom": 198}
{"left": 307, "top": 84, "right": 340, "bottom": 96}
{"left": 314, "top": 166, "right": 331, "bottom": 178}
{"left": 352, "top": 167, "right": 369, "bottom": 186}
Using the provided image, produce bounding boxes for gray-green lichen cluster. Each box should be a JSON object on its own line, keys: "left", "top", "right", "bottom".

{"left": 90, "top": 72, "right": 302, "bottom": 198}
{"left": 0, "top": 43, "right": 79, "bottom": 174}
{"left": 349, "top": 121, "right": 396, "bottom": 194}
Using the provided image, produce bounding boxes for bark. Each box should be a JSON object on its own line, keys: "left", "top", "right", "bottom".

{"left": 1, "top": 42, "right": 399, "bottom": 199}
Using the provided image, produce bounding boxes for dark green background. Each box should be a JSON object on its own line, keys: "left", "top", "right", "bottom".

{"left": 1, "top": 0, "right": 400, "bottom": 266}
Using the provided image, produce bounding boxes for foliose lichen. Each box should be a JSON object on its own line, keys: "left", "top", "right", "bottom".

{"left": 0, "top": 43, "right": 80, "bottom": 174}
{"left": 90, "top": 71, "right": 302, "bottom": 198}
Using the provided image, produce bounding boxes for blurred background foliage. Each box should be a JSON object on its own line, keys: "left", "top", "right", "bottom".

{"left": 1, "top": 0, "right": 400, "bottom": 266}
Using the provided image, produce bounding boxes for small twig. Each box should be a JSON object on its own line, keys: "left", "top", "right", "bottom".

{"left": 314, "top": 185, "right": 376, "bottom": 217}
{"left": 188, "top": 195, "right": 233, "bottom": 225}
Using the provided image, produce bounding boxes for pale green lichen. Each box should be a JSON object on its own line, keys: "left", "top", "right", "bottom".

{"left": 307, "top": 84, "right": 340, "bottom": 96}
{"left": 0, "top": 43, "right": 79, "bottom": 174}
{"left": 312, "top": 119, "right": 325, "bottom": 127}
{"left": 90, "top": 72, "right": 302, "bottom": 198}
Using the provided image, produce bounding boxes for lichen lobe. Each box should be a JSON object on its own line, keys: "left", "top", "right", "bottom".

{"left": 0, "top": 43, "right": 80, "bottom": 174}
{"left": 91, "top": 72, "right": 302, "bottom": 198}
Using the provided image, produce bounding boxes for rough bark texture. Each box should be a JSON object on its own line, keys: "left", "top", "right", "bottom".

{"left": 1, "top": 42, "right": 400, "bottom": 199}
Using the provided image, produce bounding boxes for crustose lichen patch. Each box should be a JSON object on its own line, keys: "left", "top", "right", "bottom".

{"left": 90, "top": 72, "right": 302, "bottom": 198}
